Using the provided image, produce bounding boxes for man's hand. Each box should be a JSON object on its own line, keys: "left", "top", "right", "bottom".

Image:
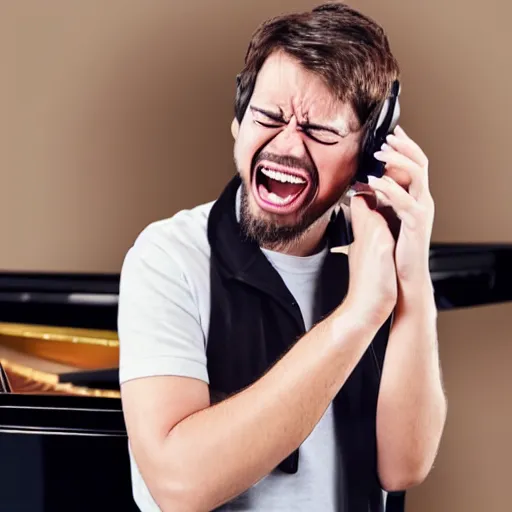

{"left": 345, "top": 195, "right": 398, "bottom": 329}
{"left": 366, "top": 126, "right": 446, "bottom": 491}
{"left": 369, "top": 125, "right": 434, "bottom": 285}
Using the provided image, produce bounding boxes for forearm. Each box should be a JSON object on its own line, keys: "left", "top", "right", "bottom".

{"left": 376, "top": 276, "right": 447, "bottom": 490}
{"left": 155, "top": 301, "right": 379, "bottom": 511}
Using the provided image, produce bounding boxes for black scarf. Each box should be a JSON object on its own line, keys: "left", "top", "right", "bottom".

{"left": 206, "top": 175, "right": 396, "bottom": 511}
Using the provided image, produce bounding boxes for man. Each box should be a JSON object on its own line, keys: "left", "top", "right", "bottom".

{"left": 118, "top": 2, "right": 447, "bottom": 511}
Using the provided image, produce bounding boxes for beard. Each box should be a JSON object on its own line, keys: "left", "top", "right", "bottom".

{"left": 238, "top": 180, "right": 326, "bottom": 249}
{"left": 238, "top": 172, "right": 343, "bottom": 252}
{"left": 235, "top": 148, "right": 352, "bottom": 251}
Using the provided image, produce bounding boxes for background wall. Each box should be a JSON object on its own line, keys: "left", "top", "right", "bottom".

{"left": 1, "top": 1, "right": 511, "bottom": 510}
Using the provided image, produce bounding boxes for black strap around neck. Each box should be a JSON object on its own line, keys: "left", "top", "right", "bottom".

{"left": 205, "top": 175, "right": 397, "bottom": 510}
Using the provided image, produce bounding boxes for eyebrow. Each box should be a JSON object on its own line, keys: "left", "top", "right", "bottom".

{"left": 250, "top": 106, "right": 285, "bottom": 123}
{"left": 250, "top": 105, "right": 346, "bottom": 137}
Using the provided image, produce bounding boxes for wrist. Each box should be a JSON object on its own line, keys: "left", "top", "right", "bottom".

{"left": 333, "top": 297, "right": 386, "bottom": 341}
{"left": 398, "top": 272, "right": 435, "bottom": 303}
{"left": 397, "top": 277, "right": 437, "bottom": 322}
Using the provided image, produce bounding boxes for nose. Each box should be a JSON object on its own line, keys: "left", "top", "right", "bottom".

{"left": 266, "top": 116, "right": 306, "bottom": 159}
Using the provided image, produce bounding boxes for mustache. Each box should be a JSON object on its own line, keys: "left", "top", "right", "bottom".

{"left": 252, "top": 151, "right": 318, "bottom": 184}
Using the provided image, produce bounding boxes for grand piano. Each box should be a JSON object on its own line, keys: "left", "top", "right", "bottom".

{"left": 1, "top": 243, "right": 511, "bottom": 512}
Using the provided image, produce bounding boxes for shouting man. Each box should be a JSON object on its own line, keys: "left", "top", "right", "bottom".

{"left": 118, "top": 3, "right": 447, "bottom": 511}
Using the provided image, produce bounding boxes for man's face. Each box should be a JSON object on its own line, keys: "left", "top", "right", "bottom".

{"left": 233, "top": 51, "right": 362, "bottom": 249}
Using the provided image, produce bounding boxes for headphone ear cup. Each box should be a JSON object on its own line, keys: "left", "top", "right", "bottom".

{"left": 354, "top": 80, "right": 401, "bottom": 182}
{"left": 353, "top": 122, "right": 374, "bottom": 184}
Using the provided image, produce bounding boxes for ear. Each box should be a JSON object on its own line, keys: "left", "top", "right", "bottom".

{"left": 231, "top": 117, "right": 240, "bottom": 139}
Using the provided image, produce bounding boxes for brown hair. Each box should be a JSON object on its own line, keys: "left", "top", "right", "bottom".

{"left": 235, "top": 1, "right": 400, "bottom": 137}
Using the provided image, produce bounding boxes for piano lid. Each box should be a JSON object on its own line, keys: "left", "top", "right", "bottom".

{"left": 429, "top": 243, "right": 512, "bottom": 310}
{"left": 0, "top": 271, "right": 119, "bottom": 330}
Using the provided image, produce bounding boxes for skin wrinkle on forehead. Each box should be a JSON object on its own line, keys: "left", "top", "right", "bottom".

{"left": 289, "top": 84, "right": 357, "bottom": 137}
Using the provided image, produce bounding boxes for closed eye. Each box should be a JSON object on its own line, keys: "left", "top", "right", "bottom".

{"left": 302, "top": 128, "right": 340, "bottom": 146}
{"left": 256, "top": 120, "right": 283, "bottom": 128}
{"left": 250, "top": 105, "right": 343, "bottom": 145}
{"left": 250, "top": 106, "right": 284, "bottom": 128}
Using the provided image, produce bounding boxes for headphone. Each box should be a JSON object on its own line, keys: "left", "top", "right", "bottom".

{"left": 355, "top": 79, "right": 401, "bottom": 183}
{"left": 234, "top": 74, "right": 401, "bottom": 183}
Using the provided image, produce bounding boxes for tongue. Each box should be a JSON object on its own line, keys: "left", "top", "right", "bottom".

{"left": 267, "top": 179, "right": 305, "bottom": 198}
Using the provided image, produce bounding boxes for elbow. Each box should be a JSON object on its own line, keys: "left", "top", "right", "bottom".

{"left": 381, "top": 473, "right": 427, "bottom": 493}
{"left": 137, "top": 431, "right": 218, "bottom": 512}
{"left": 150, "top": 471, "right": 207, "bottom": 512}
{"left": 379, "top": 461, "right": 432, "bottom": 492}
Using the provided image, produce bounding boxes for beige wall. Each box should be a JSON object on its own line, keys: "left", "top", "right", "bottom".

{"left": 2, "top": 1, "right": 511, "bottom": 510}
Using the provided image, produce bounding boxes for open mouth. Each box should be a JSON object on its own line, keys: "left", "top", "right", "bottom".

{"left": 252, "top": 163, "right": 312, "bottom": 215}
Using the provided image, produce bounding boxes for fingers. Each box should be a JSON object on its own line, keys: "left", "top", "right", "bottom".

{"left": 387, "top": 125, "right": 428, "bottom": 169}
{"left": 349, "top": 194, "right": 370, "bottom": 234}
{"left": 350, "top": 193, "right": 392, "bottom": 235}
{"left": 371, "top": 125, "right": 430, "bottom": 201}
{"left": 367, "top": 175, "right": 433, "bottom": 231}
{"left": 373, "top": 144, "right": 426, "bottom": 200}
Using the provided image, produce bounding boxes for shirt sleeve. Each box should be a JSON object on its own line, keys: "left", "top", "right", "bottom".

{"left": 117, "top": 224, "right": 209, "bottom": 385}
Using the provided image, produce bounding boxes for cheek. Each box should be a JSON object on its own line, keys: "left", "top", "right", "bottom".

{"left": 314, "top": 149, "right": 358, "bottom": 201}
{"left": 234, "top": 121, "right": 269, "bottom": 178}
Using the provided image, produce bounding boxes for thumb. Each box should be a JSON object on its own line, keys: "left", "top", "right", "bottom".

{"left": 350, "top": 193, "right": 376, "bottom": 233}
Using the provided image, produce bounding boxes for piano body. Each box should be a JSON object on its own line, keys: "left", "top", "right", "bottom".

{"left": 1, "top": 243, "right": 511, "bottom": 512}
{"left": 0, "top": 273, "right": 138, "bottom": 511}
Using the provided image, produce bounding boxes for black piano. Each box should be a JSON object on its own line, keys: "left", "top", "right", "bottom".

{"left": 1, "top": 243, "right": 511, "bottom": 512}
{"left": 0, "top": 273, "right": 138, "bottom": 511}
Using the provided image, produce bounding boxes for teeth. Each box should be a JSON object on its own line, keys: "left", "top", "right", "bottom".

{"left": 261, "top": 167, "right": 306, "bottom": 185}
{"left": 267, "top": 192, "right": 293, "bottom": 205}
